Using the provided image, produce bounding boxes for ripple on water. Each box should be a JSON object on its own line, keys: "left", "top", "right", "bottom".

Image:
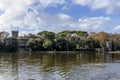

{"left": 63, "top": 64, "right": 106, "bottom": 80}
{"left": 55, "top": 63, "right": 120, "bottom": 80}
{"left": 1, "top": 53, "right": 120, "bottom": 80}
{"left": 91, "top": 63, "right": 120, "bottom": 80}
{"left": 42, "top": 66, "right": 67, "bottom": 80}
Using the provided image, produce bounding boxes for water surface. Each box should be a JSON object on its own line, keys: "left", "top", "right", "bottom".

{"left": 0, "top": 52, "right": 120, "bottom": 80}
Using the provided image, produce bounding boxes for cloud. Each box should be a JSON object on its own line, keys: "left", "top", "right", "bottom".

{"left": 0, "top": 0, "right": 119, "bottom": 35}
{"left": 36, "top": 14, "right": 111, "bottom": 33}
{"left": 38, "top": 0, "right": 65, "bottom": 8}
{"left": 72, "top": 0, "right": 120, "bottom": 14}
{"left": 0, "top": 0, "right": 66, "bottom": 34}
{"left": 35, "top": 13, "right": 74, "bottom": 32}
{"left": 0, "top": 0, "right": 35, "bottom": 31}
{"left": 113, "top": 25, "right": 120, "bottom": 30}
{"left": 69, "top": 16, "right": 111, "bottom": 32}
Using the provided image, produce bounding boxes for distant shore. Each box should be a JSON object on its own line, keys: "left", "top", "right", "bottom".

{"left": 1, "top": 50, "right": 120, "bottom": 54}
{"left": 106, "top": 51, "right": 120, "bottom": 54}
{"left": 25, "top": 51, "right": 120, "bottom": 54}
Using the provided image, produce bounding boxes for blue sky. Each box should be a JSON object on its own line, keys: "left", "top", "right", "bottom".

{"left": 0, "top": 0, "right": 120, "bottom": 35}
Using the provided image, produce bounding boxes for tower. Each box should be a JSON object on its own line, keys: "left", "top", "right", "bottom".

{"left": 12, "top": 30, "right": 19, "bottom": 38}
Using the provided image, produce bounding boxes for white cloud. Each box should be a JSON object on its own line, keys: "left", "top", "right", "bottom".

{"left": 38, "top": 0, "right": 65, "bottom": 8}
{"left": 91, "top": 0, "right": 109, "bottom": 9}
{"left": 72, "top": 0, "right": 120, "bottom": 14}
{"left": 36, "top": 15, "right": 111, "bottom": 33}
{"left": 36, "top": 13, "right": 74, "bottom": 32}
{"left": 0, "top": 0, "right": 119, "bottom": 35}
{"left": 0, "top": 0, "right": 35, "bottom": 31}
{"left": 0, "top": 0, "right": 66, "bottom": 34}
{"left": 113, "top": 25, "right": 120, "bottom": 30}
{"left": 70, "top": 16, "right": 111, "bottom": 32}
{"left": 62, "top": 6, "right": 69, "bottom": 10}
{"left": 21, "top": 12, "right": 111, "bottom": 33}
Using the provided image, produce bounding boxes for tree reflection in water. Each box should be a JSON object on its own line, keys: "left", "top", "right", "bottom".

{"left": 0, "top": 52, "right": 120, "bottom": 80}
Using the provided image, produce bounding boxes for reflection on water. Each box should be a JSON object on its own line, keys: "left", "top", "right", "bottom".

{"left": 0, "top": 52, "right": 120, "bottom": 80}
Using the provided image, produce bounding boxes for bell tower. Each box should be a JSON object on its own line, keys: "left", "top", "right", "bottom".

{"left": 12, "top": 30, "right": 19, "bottom": 38}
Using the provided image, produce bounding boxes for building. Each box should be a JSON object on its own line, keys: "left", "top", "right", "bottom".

{"left": 12, "top": 31, "right": 18, "bottom": 38}
{"left": 18, "top": 38, "right": 28, "bottom": 48}
{"left": 17, "top": 37, "right": 29, "bottom": 51}
{"left": 106, "top": 41, "right": 112, "bottom": 51}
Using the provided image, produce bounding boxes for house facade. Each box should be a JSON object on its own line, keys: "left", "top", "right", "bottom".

{"left": 106, "top": 41, "right": 112, "bottom": 51}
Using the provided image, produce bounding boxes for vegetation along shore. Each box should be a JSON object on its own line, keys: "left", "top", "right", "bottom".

{"left": 0, "top": 30, "right": 120, "bottom": 52}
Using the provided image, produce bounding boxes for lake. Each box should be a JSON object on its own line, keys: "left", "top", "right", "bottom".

{"left": 0, "top": 52, "right": 120, "bottom": 80}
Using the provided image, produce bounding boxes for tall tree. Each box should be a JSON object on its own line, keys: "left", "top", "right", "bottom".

{"left": 27, "top": 38, "right": 44, "bottom": 51}
{"left": 37, "top": 31, "right": 55, "bottom": 39}
{"left": 0, "top": 31, "right": 9, "bottom": 40}
{"left": 56, "top": 38, "right": 67, "bottom": 51}
{"left": 24, "top": 33, "right": 38, "bottom": 39}
{"left": 4, "top": 37, "right": 18, "bottom": 52}
{"left": 92, "top": 31, "right": 110, "bottom": 48}
{"left": 42, "top": 39, "right": 53, "bottom": 51}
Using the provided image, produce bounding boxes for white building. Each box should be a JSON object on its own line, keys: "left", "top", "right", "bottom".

{"left": 106, "top": 41, "right": 112, "bottom": 51}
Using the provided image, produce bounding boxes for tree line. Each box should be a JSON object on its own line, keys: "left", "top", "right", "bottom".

{"left": 0, "top": 37, "right": 18, "bottom": 52}
{"left": 0, "top": 30, "right": 120, "bottom": 52}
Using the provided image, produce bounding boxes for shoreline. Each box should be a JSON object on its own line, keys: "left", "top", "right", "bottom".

{"left": 20, "top": 50, "right": 97, "bottom": 53}
{"left": 106, "top": 51, "right": 120, "bottom": 54}
{"left": 17, "top": 50, "right": 120, "bottom": 53}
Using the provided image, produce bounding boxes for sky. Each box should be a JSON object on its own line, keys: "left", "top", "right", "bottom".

{"left": 0, "top": 0, "right": 120, "bottom": 35}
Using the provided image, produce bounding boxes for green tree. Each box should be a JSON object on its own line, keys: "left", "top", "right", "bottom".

{"left": 56, "top": 30, "right": 71, "bottom": 38}
{"left": 42, "top": 39, "right": 53, "bottom": 51}
{"left": 111, "top": 34, "right": 120, "bottom": 50}
{"left": 24, "top": 33, "right": 38, "bottom": 39}
{"left": 27, "top": 38, "right": 44, "bottom": 51}
{"left": 4, "top": 37, "right": 18, "bottom": 52}
{"left": 56, "top": 38, "right": 67, "bottom": 51}
{"left": 92, "top": 31, "right": 110, "bottom": 48}
{"left": 37, "top": 31, "right": 55, "bottom": 39}
{"left": 0, "top": 41, "right": 4, "bottom": 51}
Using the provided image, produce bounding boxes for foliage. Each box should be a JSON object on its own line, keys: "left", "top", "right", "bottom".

{"left": 55, "top": 38, "right": 67, "bottom": 51}
{"left": 92, "top": 31, "right": 110, "bottom": 48}
{"left": 24, "top": 33, "right": 38, "bottom": 39}
{"left": 1, "top": 30, "right": 120, "bottom": 52}
{"left": 37, "top": 31, "right": 55, "bottom": 39}
{"left": 4, "top": 37, "right": 19, "bottom": 52}
{"left": 27, "top": 38, "right": 44, "bottom": 51}
{"left": 0, "top": 31, "right": 9, "bottom": 39}
{"left": 56, "top": 30, "right": 88, "bottom": 38}
{"left": 0, "top": 41, "right": 4, "bottom": 51}
{"left": 42, "top": 39, "right": 53, "bottom": 50}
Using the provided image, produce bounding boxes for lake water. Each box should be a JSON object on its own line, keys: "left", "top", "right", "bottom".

{"left": 0, "top": 52, "right": 120, "bottom": 80}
